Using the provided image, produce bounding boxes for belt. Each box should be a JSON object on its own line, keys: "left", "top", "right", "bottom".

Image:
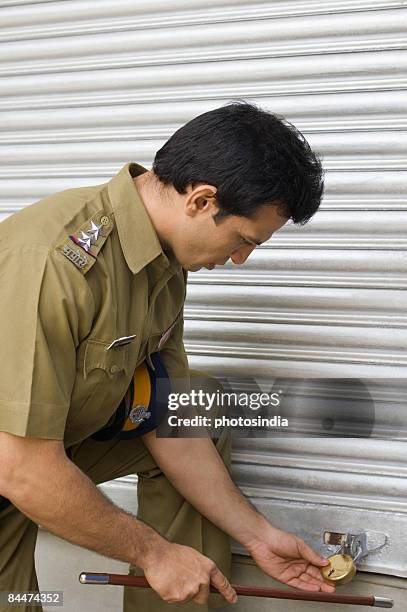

{"left": 0, "top": 355, "right": 171, "bottom": 514}
{"left": 91, "top": 352, "right": 171, "bottom": 441}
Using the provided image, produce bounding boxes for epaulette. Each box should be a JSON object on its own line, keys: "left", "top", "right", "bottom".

{"left": 56, "top": 210, "right": 114, "bottom": 274}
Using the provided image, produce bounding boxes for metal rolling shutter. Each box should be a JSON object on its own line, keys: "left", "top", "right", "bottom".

{"left": 1, "top": 0, "right": 406, "bottom": 577}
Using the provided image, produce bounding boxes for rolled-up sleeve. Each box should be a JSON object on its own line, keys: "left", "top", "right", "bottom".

{"left": 0, "top": 246, "right": 91, "bottom": 439}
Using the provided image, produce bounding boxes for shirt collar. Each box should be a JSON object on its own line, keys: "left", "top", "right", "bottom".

{"left": 107, "top": 162, "right": 179, "bottom": 275}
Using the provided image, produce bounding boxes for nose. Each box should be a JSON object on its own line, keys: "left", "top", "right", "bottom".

{"left": 230, "top": 244, "right": 256, "bottom": 265}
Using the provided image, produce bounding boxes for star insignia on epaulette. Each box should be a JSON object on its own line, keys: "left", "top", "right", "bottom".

{"left": 70, "top": 221, "right": 102, "bottom": 255}
{"left": 59, "top": 212, "right": 113, "bottom": 274}
{"left": 87, "top": 221, "right": 102, "bottom": 244}
{"left": 77, "top": 231, "right": 92, "bottom": 251}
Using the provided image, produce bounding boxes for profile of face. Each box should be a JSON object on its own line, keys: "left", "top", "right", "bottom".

{"left": 169, "top": 184, "right": 289, "bottom": 272}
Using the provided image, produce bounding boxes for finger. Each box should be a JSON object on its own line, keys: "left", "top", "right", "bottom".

{"left": 298, "top": 572, "right": 324, "bottom": 587}
{"left": 210, "top": 567, "right": 237, "bottom": 604}
{"left": 166, "top": 594, "right": 194, "bottom": 604}
{"left": 321, "top": 581, "right": 336, "bottom": 593}
{"left": 298, "top": 539, "right": 329, "bottom": 566}
{"left": 193, "top": 584, "right": 210, "bottom": 605}
{"left": 278, "top": 562, "right": 308, "bottom": 585}
{"left": 305, "top": 564, "right": 327, "bottom": 581}
{"left": 304, "top": 562, "right": 337, "bottom": 592}
{"left": 165, "top": 586, "right": 196, "bottom": 605}
{"left": 290, "top": 574, "right": 337, "bottom": 593}
{"left": 288, "top": 577, "right": 326, "bottom": 592}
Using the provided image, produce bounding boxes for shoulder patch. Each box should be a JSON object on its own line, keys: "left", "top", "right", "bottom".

{"left": 57, "top": 211, "right": 114, "bottom": 274}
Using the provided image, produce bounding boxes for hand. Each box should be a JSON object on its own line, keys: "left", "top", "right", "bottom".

{"left": 247, "top": 524, "right": 335, "bottom": 593}
{"left": 142, "top": 540, "right": 238, "bottom": 605}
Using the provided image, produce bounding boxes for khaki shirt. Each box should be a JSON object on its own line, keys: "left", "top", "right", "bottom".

{"left": 0, "top": 163, "right": 188, "bottom": 447}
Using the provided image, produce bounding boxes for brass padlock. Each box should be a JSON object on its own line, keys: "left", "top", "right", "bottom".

{"left": 321, "top": 553, "right": 356, "bottom": 586}
{"left": 321, "top": 530, "right": 388, "bottom": 587}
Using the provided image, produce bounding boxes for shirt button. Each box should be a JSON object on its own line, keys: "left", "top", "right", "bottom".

{"left": 110, "top": 364, "right": 119, "bottom": 375}
{"left": 100, "top": 215, "right": 110, "bottom": 226}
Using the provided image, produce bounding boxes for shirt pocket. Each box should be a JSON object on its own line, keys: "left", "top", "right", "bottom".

{"left": 69, "top": 339, "right": 133, "bottom": 437}
{"left": 81, "top": 339, "right": 131, "bottom": 379}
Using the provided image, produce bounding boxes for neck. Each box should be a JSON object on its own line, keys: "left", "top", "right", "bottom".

{"left": 133, "top": 171, "right": 173, "bottom": 250}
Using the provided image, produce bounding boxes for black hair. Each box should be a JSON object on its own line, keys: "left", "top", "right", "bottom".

{"left": 152, "top": 101, "right": 324, "bottom": 224}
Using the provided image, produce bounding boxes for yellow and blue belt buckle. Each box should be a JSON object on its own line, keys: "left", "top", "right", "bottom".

{"left": 91, "top": 352, "right": 170, "bottom": 441}
{"left": 123, "top": 359, "right": 151, "bottom": 431}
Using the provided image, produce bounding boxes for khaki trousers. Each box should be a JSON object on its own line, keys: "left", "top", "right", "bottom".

{"left": 0, "top": 375, "right": 231, "bottom": 612}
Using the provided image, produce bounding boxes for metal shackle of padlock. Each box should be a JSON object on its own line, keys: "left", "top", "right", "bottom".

{"left": 320, "top": 531, "right": 388, "bottom": 586}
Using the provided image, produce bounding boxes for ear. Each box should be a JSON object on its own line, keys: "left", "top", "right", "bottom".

{"left": 184, "top": 184, "right": 217, "bottom": 217}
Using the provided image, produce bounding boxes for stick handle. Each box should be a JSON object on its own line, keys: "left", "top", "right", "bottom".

{"left": 79, "top": 573, "right": 393, "bottom": 607}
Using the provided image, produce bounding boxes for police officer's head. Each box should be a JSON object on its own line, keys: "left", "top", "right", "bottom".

{"left": 150, "top": 101, "right": 324, "bottom": 272}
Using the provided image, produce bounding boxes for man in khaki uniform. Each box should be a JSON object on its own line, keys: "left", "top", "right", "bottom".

{"left": 0, "top": 102, "right": 334, "bottom": 611}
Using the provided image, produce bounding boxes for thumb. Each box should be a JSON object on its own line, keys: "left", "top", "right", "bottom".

{"left": 298, "top": 539, "right": 329, "bottom": 566}
{"left": 210, "top": 567, "right": 237, "bottom": 604}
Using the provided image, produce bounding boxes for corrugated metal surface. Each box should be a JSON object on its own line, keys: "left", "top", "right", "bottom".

{"left": 1, "top": 0, "right": 406, "bottom": 576}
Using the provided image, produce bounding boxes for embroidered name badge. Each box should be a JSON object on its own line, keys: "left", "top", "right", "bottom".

{"left": 62, "top": 244, "right": 88, "bottom": 270}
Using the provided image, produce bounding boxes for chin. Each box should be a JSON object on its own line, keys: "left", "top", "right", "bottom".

{"left": 186, "top": 264, "right": 203, "bottom": 272}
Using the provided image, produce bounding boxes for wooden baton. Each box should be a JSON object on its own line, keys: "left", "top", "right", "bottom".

{"left": 79, "top": 572, "right": 393, "bottom": 607}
